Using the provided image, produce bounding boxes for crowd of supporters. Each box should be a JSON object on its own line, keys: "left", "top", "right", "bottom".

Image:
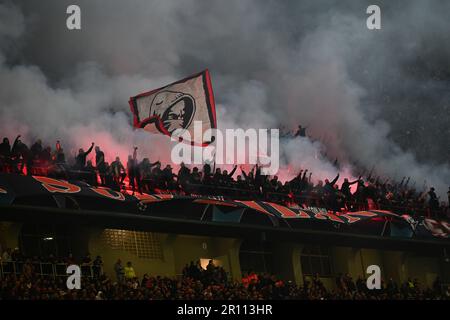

{"left": 0, "top": 134, "right": 449, "bottom": 220}
{"left": 0, "top": 251, "right": 448, "bottom": 300}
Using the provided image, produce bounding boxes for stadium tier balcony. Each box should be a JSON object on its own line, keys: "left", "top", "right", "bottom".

{"left": 0, "top": 156, "right": 448, "bottom": 222}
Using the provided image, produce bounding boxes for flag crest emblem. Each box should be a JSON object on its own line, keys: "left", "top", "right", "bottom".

{"left": 129, "top": 70, "right": 216, "bottom": 146}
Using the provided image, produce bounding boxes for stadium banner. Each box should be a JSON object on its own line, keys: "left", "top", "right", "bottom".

{"left": 129, "top": 70, "right": 217, "bottom": 146}
{"left": 0, "top": 174, "right": 448, "bottom": 238}
{"left": 414, "top": 217, "right": 450, "bottom": 239}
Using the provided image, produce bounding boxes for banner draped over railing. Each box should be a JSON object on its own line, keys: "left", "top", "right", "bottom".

{"left": 0, "top": 174, "right": 448, "bottom": 238}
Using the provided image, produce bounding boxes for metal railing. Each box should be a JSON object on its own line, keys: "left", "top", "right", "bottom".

{"left": 2, "top": 163, "right": 447, "bottom": 220}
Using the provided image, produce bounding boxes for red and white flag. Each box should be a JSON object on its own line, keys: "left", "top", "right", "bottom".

{"left": 129, "top": 70, "right": 217, "bottom": 146}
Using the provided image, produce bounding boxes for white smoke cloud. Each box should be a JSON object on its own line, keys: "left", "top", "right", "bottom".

{"left": 0, "top": 1, "right": 448, "bottom": 199}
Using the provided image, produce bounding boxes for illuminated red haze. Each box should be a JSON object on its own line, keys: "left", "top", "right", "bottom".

{"left": 5, "top": 123, "right": 358, "bottom": 193}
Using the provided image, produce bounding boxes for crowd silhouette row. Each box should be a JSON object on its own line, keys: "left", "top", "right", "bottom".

{"left": 0, "top": 250, "right": 448, "bottom": 300}
{"left": 1, "top": 135, "right": 449, "bottom": 220}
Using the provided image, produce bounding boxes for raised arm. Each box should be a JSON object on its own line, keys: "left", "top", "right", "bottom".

{"left": 85, "top": 143, "right": 94, "bottom": 156}
{"left": 330, "top": 173, "right": 340, "bottom": 185}
{"left": 367, "top": 166, "right": 375, "bottom": 181}
{"left": 302, "top": 169, "right": 308, "bottom": 181}
{"left": 228, "top": 165, "right": 237, "bottom": 177}
{"left": 240, "top": 166, "right": 248, "bottom": 180}
{"left": 255, "top": 164, "right": 261, "bottom": 180}
{"left": 150, "top": 160, "right": 160, "bottom": 167}
{"left": 12, "top": 135, "right": 21, "bottom": 151}
{"left": 404, "top": 177, "right": 410, "bottom": 187}
{"left": 350, "top": 176, "right": 361, "bottom": 185}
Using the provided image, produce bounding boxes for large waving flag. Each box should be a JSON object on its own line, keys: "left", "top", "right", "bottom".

{"left": 129, "top": 70, "right": 217, "bottom": 146}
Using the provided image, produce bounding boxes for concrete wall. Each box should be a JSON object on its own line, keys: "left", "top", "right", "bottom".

{"left": 0, "top": 221, "right": 22, "bottom": 253}
{"left": 406, "top": 254, "right": 442, "bottom": 288}
{"left": 88, "top": 229, "right": 176, "bottom": 280}
{"left": 1, "top": 221, "right": 446, "bottom": 288}
{"left": 272, "top": 242, "right": 304, "bottom": 285}
{"left": 87, "top": 230, "right": 445, "bottom": 288}
{"left": 87, "top": 229, "right": 242, "bottom": 281}
{"left": 317, "top": 246, "right": 442, "bottom": 290}
{"left": 332, "top": 247, "right": 360, "bottom": 278}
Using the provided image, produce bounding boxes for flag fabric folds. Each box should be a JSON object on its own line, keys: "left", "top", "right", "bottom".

{"left": 129, "top": 70, "right": 217, "bottom": 146}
